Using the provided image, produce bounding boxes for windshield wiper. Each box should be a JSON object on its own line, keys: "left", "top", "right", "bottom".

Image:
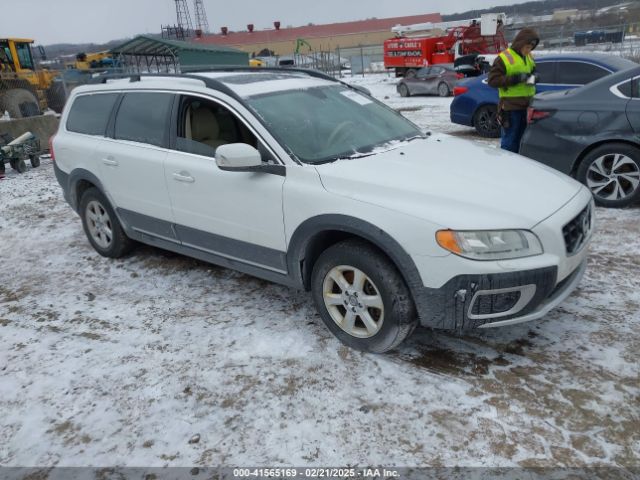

{"left": 403, "top": 133, "right": 428, "bottom": 143}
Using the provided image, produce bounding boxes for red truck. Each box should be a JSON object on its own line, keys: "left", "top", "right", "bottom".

{"left": 384, "top": 14, "right": 508, "bottom": 77}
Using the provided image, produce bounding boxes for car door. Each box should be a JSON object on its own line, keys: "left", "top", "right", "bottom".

{"left": 533, "top": 61, "right": 557, "bottom": 94}
{"left": 424, "top": 67, "right": 442, "bottom": 94}
{"left": 553, "top": 61, "right": 610, "bottom": 91}
{"left": 95, "top": 91, "right": 176, "bottom": 239}
{"left": 164, "top": 94, "right": 287, "bottom": 272}
{"left": 407, "top": 67, "right": 429, "bottom": 95}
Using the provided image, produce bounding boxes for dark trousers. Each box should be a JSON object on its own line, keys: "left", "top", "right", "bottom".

{"left": 500, "top": 110, "right": 527, "bottom": 153}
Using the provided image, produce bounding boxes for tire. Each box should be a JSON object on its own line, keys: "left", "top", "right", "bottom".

{"left": 398, "top": 83, "right": 410, "bottom": 98}
{"left": 79, "top": 187, "right": 134, "bottom": 258}
{"left": 473, "top": 105, "right": 500, "bottom": 138}
{"left": 0, "top": 89, "right": 41, "bottom": 119}
{"left": 311, "top": 239, "right": 418, "bottom": 353}
{"left": 29, "top": 154, "right": 40, "bottom": 168}
{"left": 577, "top": 143, "right": 640, "bottom": 208}
{"left": 404, "top": 69, "right": 417, "bottom": 79}
{"left": 10, "top": 158, "right": 27, "bottom": 173}
{"left": 45, "top": 81, "right": 67, "bottom": 113}
{"left": 438, "top": 82, "right": 451, "bottom": 97}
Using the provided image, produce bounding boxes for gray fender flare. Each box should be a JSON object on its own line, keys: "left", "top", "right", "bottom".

{"left": 286, "top": 214, "right": 425, "bottom": 299}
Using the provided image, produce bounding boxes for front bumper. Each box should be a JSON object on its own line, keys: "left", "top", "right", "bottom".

{"left": 414, "top": 259, "right": 586, "bottom": 330}
{"left": 412, "top": 188, "right": 593, "bottom": 330}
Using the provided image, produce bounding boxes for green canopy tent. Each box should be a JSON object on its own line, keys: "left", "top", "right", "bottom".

{"left": 110, "top": 35, "right": 248, "bottom": 73}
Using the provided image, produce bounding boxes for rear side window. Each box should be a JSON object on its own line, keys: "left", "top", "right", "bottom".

{"left": 114, "top": 92, "right": 173, "bottom": 147}
{"left": 616, "top": 78, "right": 639, "bottom": 98}
{"left": 535, "top": 62, "right": 555, "bottom": 83}
{"left": 617, "top": 80, "right": 633, "bottom": 98}
{"left": 66, "top": 93, "right": 118, "bottom": 136}
{"left": 556, "top": 62, "right": 609, "bottom": 85}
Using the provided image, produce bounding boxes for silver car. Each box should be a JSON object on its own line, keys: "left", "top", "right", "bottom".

{"left": 397, "top": 65, "right": 461, "bottom": 97}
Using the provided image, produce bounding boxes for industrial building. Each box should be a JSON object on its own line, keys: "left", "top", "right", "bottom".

{"left": 192, "top": 13, "right": 442, "bottom": 56}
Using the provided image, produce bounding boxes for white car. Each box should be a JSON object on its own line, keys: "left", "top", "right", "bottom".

{"left": 52, "top": 69, "right": 594, "bottom": 353}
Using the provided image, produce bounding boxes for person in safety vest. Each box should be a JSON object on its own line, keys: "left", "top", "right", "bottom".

{"left": 488, "top": 28, "right": 540, "bottom": 153}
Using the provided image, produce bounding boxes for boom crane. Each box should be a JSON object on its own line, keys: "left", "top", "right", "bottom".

{"left": 175, "top": 0, "right": 194, "bottom": 37}
{"left": 383, "top": 13, "right": 507, "bottom": 78}
{"left": 194, "top": 0, "right": 210, "bottom": 34}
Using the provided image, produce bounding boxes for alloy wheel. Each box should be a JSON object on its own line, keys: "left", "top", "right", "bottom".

{"left": 586, "top": 153, "right": 640, "bottom": 202}
{"left": 322, "top": 265, "right": 384, "bottom": 338}
{"left": 86, "top": 200, "right": 113, "bottom": 249}
{"left": 476, "top": 106, "right": 499, "bottom": 137}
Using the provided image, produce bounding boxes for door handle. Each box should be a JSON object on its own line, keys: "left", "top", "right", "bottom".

{"left": 102, "top": 157, "right": 118, "bottom": 166}
{"left": 173, "top": 172, "right": 195, "bottom": 183}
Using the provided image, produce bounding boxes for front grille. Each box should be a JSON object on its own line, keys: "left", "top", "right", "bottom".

{"left": 562, "top": 203, "right": 592, "bottom": 255}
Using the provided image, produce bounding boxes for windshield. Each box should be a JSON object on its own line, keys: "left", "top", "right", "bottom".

{"left": 245, "top": 85, "right": 423, "bottom": 164}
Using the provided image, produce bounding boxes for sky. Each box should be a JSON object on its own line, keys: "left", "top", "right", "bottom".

{"left": 0, "top": 0, "right": 534, "bottom": 45}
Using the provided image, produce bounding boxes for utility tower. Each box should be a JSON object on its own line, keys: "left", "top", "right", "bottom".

{"left": 193, "top": 0, "right": 210, "bottom": 33}
{"left": 175, "top": 0, "right": 194, "bottom": 36}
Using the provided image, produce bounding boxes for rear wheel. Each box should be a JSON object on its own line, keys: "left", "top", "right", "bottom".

{"left": 311, "top": 239, "right": 418, "bottom": 353}
{"left": 473, "top": 105, "right": 500, "bottom": 138}
{"left": 577, "top": 143, "right": 640, "bottom": 208}
{"left": 79, "top": 187, "right": 134, "bottom": 257}
{"left": 29, "top": 154, "right": 40, "bottom": 168}
{"left": 398, "top": 83, "right": 410, "bottom": 98}
{"left": 45, "top": 81, "right": 67, "bottom": 113}
{"left": 0, "top": 89, "right": 41, "bottom": 119}
{"left": 437, "top": 82, "right": 451, "bottom": 97}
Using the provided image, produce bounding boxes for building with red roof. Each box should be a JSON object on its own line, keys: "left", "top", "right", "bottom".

{"left": 193, "top": 13, "right": 442, "bottom": 56}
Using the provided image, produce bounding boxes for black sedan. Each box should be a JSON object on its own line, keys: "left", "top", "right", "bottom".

{"left": 520, "top": 65, "right": 640, "bottom": 208}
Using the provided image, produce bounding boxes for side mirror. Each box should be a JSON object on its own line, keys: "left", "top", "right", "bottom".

{"left": 215, "top": 143, "right": 286, "bottom": 176}
{"left": 216, "top": 143, "right": 261, "bottom": 170}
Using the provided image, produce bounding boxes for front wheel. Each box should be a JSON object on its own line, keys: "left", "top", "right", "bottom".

{"left": 398, "top": 83, "right": 410, "bottom": 97}
{"left": 473, "top": 105, "right": 500, "bottom": 138}
{"left": 311, "top": 239, "right": 418, "bottom": 353}
{"left": 438, "top": 82, "right": 451, "bottom": 97}
{"left": 577, "top": 143, "right": 640, "bottom": 208}
{"left": 79, "top": 187, "right": 134, "bottom": 257}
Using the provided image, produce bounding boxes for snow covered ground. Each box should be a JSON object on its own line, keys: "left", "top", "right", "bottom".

{"left": 0, "top": 76, "right": 639, "bottom": 469}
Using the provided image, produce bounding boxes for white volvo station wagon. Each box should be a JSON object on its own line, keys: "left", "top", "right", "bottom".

{"left": 52, "top": 69, "right": 594, "bottom": 352}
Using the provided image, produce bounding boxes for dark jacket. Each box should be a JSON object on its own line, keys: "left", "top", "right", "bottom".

{"left": 488, "top": 28, "right": 540, "bottom": 111}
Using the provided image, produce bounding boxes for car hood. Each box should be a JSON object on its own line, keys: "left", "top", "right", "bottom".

{"left": 315, "top": 133, "right": 583, "bottom": 230}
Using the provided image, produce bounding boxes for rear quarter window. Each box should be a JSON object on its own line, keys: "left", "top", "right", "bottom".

{"left": 615, "top": 78, "right": 639, "bottom": 98}
{"left": 66, "top": 93, "right": 119, "bottom": 136}
{"left": 114, "top": 92, "right": 173, "bottom": 147}
{"left": 556, "top": 62, "right": 609, "bottom": 85}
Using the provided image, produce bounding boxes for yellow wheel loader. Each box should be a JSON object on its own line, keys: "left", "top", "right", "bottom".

{"left": 0, "top": 38, "right": 63, "bottom": 118}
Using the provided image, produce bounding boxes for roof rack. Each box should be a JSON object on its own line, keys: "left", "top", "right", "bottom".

{"left": 182, "top": 66, "right": 341, "bottom": 83}
{"left": 87, "top": 72, "right": 241, "bottom": 101}
{"left": 86, "top": 67, "right": 362, "bottom": 102}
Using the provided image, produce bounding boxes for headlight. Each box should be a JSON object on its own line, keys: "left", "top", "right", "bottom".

{"left": 436, "top": 229, "right": 543, "bottom": 260}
